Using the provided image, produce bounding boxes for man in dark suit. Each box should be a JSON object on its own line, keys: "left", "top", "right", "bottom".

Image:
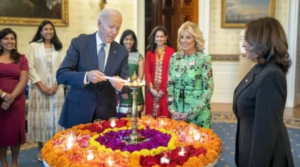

{"left": 57, "top": 8, "right": 129, "bottom": 128}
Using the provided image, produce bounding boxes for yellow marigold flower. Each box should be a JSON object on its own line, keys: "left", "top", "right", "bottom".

{"left": 150, "top": 148, "right": 160, "bottom": 156}
{"left": 140, "top": 149, "right": 150, "bottom": 156}
{"left": 121, "top": 151, "right": 130, "bottom": 157}
{"left": 138, "top": 125, "right": 146, "bottom": 130}
{"left": 131, "top": 151, "right": 140, "bottom": 156}
{"left": 156, "top": 146, "right": 166, "bottom": 152}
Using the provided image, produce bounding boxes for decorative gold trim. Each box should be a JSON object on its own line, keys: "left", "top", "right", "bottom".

{"left": 0, "top": 0, "right": 69, "bottom": 27}
{"left": 221, "top": 0, "right": 275, "bottom": 28}
{"left": 211, "top": 54, "right": 239, "bottom": 62}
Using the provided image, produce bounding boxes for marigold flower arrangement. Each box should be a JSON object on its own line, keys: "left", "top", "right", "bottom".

{"left": 42, "top": 117, "right": 222, "bottom": 167}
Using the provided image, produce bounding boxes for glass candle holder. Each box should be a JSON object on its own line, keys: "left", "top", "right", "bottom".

{"left": 160, "top": 150, "right": 171, "bottom": 164}
{"left": 109, "top": 117, "right": 118, "bottom": 128}
{"left": 157, "top": 116, "right": 168, "bottom": 127}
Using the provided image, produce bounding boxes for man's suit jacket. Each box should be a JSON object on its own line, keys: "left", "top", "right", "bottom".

{"left": 56, "top": 32, "right": 129, "bottom": 128}
{"left": 233, "top": 62, "right": 294, "bottom": 167}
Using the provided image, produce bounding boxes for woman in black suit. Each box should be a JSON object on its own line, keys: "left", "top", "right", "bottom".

{"left": 233, "top": 17, "right": 294, "bottom": 167}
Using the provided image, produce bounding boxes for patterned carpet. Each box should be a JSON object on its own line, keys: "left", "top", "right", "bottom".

{"left": 212, "top": 112, "right": 300, "bottom": 167}
{"left": 6, "top": 112, "right": 300, "bottom": 167}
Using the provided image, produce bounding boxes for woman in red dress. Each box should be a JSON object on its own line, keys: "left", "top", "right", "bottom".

{"left": 0, "top": 28, "right": 29, "bottom": 167}
{"left": 145, "top": 26, "right": 175, "bottom": 118}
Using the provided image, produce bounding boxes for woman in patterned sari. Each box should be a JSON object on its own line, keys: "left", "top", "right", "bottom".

{"left": 27, "top": 20, "right": 65, "bottom": 160}
{"left": 145, "top": 26, "right": 175, "bottom": 118}
{"left": 167, "top": 21, "right": 214, "bottom": 128}
{"left": 118, "top": 29, "right": 144, "bottom": 118}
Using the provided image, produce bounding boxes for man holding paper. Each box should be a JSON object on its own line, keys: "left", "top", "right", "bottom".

{"left": 56, "top": 8, "right": 129, "bottom": 128}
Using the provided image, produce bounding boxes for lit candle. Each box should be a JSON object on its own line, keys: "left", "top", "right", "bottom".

{"left": 178, "top": 147, "right": 186, "bottom": 156}
{"left": 110, "top": 120, "right": 116, "bottom": 128}
{"left": 86, "top": 150, "right": 94, "bottom": 161}
{"left": 133, "top": 80, "right": 137, "bottom": 86}
{"left": 160, "top": 156, "right": 170, "bottom": 164}
{"left": 194, "top": 132, "right": 201, "bottom": 141}
{"left": 107, "top": 156, "right": 115, "bottom": 166}
{"left": 189, "top": 127, "right": 196, "bottom": 135}
{"left": 160, "top": 120, "right": 166, "bottom": 126}
{"left": 66, "top": 134, "right": 74, "bottom": 149}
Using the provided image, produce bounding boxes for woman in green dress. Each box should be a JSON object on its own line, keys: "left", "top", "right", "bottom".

{"left": 118, "top": 29, "right": 144, "bottom": 118}
{"left": 167, "top": 21, "right": 214, "bottom": 128}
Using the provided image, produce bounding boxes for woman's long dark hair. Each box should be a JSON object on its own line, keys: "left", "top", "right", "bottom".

{"left": 30, "top": 20, "right": 62, "bottom": 51}
{"left": 245, "top": 17, "right": 291, "bottom": 74}
{"left": 119, "top": 29, "right": 138, "bottom": 52}
{"left": 0, "top": 28, "right": 21, "bottom": 63}
{"left": 146, "top": 26, "right": 171, "bottom": 53}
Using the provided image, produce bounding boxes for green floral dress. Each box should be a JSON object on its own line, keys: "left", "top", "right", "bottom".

{"left": 118, "top": 52, "right": 144, "bottom": 116}
{"left": 167, "top": 52, "right": 214, "bottom": 128}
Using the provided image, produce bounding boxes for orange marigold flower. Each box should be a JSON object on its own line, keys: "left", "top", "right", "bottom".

{"left": 198, "top": 154, "right": 209, "bottom": 166}
{"left": 206, "top": 150, "right": 219, "bottom": 163}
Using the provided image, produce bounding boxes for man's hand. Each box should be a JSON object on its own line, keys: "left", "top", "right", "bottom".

{"left": 3, "top": 93, "right": 14, "bottom": 104}
{"left": 86, "top": 70, "right": 106, "bottom": 83}
{"left": 1, "top": 101, "right": 10, "bottom": 110}
{"left": 110, "top": 76, "right": 125, "bottom": 92}
{"left": 47, "top": 84, "right": 59, "bottom": 95}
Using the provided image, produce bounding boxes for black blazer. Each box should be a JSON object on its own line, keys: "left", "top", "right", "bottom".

{"left": 57, "top": 32, "right": 129, "bottom": 128}
{"left": 233, "top": 62, "right": 294, "bottom": 167}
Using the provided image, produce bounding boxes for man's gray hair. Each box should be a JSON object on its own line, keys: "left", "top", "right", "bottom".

{"left": 98, "top": 8, "right": 122, "bottom": 22}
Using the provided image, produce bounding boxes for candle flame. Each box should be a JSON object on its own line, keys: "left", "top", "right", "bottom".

{"left": 178, "top": 147, "right": 185, "bottom": 156}
{"left": 160, "top": 120, "right": 166, "bottom": 126}
{"left": 160, "top": 156, "right": 170, "bottom": 164}
{"left": 107, "top": 157, "right": 114, "bottom": 166}
{"left": 110, "top": 121, "right": 116, "bottom": 128}
{"left": 194, "top": 133, "right": 201, "bottom": 141}
{"left": 86, "top": 150, "right": 94, "bottom": 161}
{"left": 66, "top": 134, "right": 74, "bottom": 149}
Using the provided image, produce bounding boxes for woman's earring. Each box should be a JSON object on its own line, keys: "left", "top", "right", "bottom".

{"left": 164, "top": 41, "right": 167, "bottom": 44}
{"left": 154, "top": 41, "right": 156, "bottom": 44}
{"left": 0, "top": 45, "right": 1, "bottom": 49}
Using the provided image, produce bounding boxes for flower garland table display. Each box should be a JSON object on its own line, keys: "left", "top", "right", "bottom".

{"left": 42, "top": 116, "right": 222, "bottom": 167}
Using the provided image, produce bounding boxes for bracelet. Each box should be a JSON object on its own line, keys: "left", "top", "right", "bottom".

{"left": 1, "top": 92, "right": 6, "bottom": 99}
